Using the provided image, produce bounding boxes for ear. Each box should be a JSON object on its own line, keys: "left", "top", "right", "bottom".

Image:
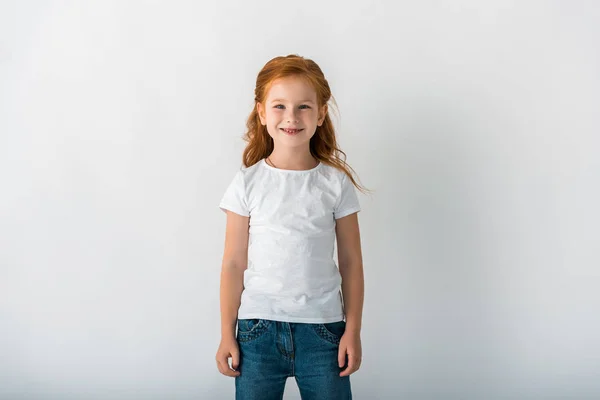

{"left": 317, "top": 104, "right": 328, "bottom": 126}
{"left": 257, "top": 102, "right": 266, "bottom": 126}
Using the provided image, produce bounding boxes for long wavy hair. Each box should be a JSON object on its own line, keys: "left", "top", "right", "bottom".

{"left": 241, "top": 54, "right": 369, "bottom": 194}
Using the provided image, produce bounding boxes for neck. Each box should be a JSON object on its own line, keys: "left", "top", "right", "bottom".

{"left": 267, "top": 149, "right": 318, "bottom": 171}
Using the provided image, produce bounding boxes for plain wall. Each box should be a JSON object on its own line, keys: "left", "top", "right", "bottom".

{"left": 1, "top": 1, "right": 599, "bottom": 399}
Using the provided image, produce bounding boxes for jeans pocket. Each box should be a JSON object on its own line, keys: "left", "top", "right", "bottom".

{"left": 237, "top": 319, "right": 269, "bottom": 343}
{"left": 312, "top": 320, "right": 346, "bottom": 345}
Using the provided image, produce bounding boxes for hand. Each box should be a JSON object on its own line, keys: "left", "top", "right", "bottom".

{"left": 216, "top": 335, "right": 241, "bottom": 377}
{"left": 338, "top": 330, "right": 362, "bottom": 377}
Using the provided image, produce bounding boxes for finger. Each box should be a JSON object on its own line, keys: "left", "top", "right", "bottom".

{"left": 339, "top": 354, "right": 360, "bottom": 377}
{"left": 339, "top": 360, "right": 354, "bottom": 376}
{"left": 231, "top": 350, "right": 240, "bottom": 370}
{"left": 216, "top": 358, "right": 226, "bottom": 375}
{"left": 338, "top": 346, "right": 346, "bottom": 368}
{"left": 216, "top": 358, "right": 229, "bottom": 376}
{"left": 217, "top": 357, "right": 240, "bottom": 377}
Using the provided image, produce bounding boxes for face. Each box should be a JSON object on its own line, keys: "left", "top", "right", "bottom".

{"left": 257, "top": 76, "right": 327, "bottom": 149}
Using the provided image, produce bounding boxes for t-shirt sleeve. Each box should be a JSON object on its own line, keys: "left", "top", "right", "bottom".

{"left": 334, "top": 172, "right": 361, "bottom": 219}
{"left": 219, "top": 169, "right": 250, "bottom": 217}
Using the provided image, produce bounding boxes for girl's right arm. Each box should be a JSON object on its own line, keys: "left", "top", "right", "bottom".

{"left": 216, "top": 210, "right": 249, "bottom": 377}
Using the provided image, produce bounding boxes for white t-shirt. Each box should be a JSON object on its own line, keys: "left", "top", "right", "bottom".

{"left": 218, "top": 158, "right": 361, "bottom": 323}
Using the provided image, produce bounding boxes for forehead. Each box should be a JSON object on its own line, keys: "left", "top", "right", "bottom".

{"left": 266, "top": 76, "right": 317, "bottom": 102}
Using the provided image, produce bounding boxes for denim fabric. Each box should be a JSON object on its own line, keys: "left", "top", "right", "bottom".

{"left": 235, "top": 319, "right": 352, "bottom": 400}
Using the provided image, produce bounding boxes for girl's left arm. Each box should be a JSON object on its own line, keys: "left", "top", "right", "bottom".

{"left": 336, "top": 212, "right": 364, "bottom": 376}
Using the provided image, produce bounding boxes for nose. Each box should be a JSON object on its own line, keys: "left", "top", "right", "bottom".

{"left": 286, "top": 109, "right": 299, "bottom": 123}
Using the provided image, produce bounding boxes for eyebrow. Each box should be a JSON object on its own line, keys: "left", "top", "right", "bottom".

{"left": 270, "top": 98, "right": 315, "bottom": 104}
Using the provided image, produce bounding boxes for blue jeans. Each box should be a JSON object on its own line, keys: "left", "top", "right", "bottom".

{"left": 235, "top": 318, "right": 352, "bottom": 400}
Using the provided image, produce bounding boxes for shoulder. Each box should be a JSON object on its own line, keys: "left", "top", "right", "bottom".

{"left": 230, "top": 160, "right": 263, "bottom": 180}
{"left": 235, "top": 160, "right": 263, "bottom": 185}
{"left": 317, "top": 162, "right": 347, "bottom": 181}
{"left": 221, "top": 162, "right": 263, "bottom": 197}
{"left": 317, "top": 163, "right": 351, "bottom": 191}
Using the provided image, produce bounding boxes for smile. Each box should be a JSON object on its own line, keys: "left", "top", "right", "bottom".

{"left": 281, "top": 128, "right": 303, "bottom": 135}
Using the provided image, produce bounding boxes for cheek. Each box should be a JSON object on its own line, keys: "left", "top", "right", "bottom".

{"left": 266, "top": 110, "right": 281, "bottom": 122}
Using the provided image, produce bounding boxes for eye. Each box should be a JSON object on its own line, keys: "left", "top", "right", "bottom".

{"left": 273, "top": 104, "right": 311, "bottom": 110}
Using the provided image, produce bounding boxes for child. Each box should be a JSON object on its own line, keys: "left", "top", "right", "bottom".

{"left": 215, "top": 54, "right": 367, "bottom": 400}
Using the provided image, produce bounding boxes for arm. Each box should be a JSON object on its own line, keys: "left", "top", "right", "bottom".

{"left": 336, "top": 212, "right": 364, "bottom": 333}
{"left": 335, "top": 211, "right": 364, "bottom": 376}
{"left": 216, "top": 210, "right": 249, "bottom": 377}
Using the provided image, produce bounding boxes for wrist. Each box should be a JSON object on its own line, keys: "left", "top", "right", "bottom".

{"left": 221, "top": 329, "right": 236, "bottom": 340}
{"left": 344, "top": 320, "right": 361, "bottom": 335}
{"left": 221, "top": 321, "right": 237, "bottom": 338}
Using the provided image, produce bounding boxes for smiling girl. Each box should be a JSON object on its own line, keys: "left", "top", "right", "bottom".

{"left": 216, "top": 54, "right": 367, "bottom": 400}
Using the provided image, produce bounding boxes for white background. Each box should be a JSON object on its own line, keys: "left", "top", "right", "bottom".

{"left": 1, "top": 1, "right": 599, "bottom": 399}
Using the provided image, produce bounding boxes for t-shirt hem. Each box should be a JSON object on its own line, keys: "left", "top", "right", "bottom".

{"left": 219, "top": 203, "right": 249, "bottom": 217}
{"left": 334, "top": 206, "right": 361, "bottom": 219}
{"left": 237, "top": 313, "right": 345, "bottom": 324}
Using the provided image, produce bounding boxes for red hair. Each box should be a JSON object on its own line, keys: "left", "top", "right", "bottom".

{"left": 241, "top": 54, "right": 369, "bottom": 194}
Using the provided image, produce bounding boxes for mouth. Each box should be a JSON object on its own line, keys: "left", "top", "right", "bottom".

{"left": 280, "top": 128, "right": 303, "bottom": 135}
